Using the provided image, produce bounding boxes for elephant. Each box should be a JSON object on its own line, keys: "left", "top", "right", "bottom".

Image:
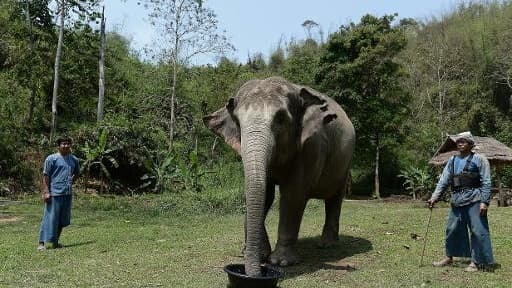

{"left": 203, "top": 77, "right": 355, "bottom": 277}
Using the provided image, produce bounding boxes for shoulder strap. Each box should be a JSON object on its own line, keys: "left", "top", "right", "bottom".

{"left": 462, "top": 152, "right": 474, "bottom": 172}
{"left": 450, "top": 156, "right": 455, "bottom": 175}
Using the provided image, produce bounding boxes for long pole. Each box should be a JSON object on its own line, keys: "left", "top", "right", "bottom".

{"left": 420, "top": 208, "right": 433, "bottom": 266}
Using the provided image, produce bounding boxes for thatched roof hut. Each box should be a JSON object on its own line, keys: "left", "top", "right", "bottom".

{"left": 429, "top": 136, "right": 512, "bottom": 166}
{"left": 429, "top": 135, "right": 512, "bottom": 207}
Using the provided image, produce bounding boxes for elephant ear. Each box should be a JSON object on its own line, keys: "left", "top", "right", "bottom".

{"left": 298, "top": 87, "right": 338, "bottom": 149}
{"left": 202, "top": 98, "right": 241, "bottom": 154}
{"left": 299, "top": 87, "right": 326, "bottom": 107}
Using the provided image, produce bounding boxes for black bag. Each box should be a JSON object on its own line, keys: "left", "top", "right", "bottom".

{"left": 450, "top": 153, "right": 480, "bottom": 190}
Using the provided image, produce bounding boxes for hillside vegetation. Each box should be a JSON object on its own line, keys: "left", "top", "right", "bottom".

{"left": 1, "top": 0, "right": 512, "bottom": 201}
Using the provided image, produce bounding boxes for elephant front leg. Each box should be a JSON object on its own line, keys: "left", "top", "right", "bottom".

{"left": 270, "top": 188, "right": 305, "bottom": 266}
{"left": 319, "top": 190, "right": 343, "bottom": 248}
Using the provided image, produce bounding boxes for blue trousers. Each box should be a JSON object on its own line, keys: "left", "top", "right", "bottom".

{"left": 445, "top": 201, "right": 494, "bottom": 265}
{"left": 39, "top": 195, "right": 72, "bottom": 243}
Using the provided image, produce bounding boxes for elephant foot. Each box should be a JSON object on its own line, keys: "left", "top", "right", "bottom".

{"left": 318, "top": 233, "right": 339, "bottom": 248}
{"left": 270, "top": 245, "right": 299, "bottom": 266}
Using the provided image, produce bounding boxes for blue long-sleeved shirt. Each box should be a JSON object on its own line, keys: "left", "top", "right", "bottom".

{"left": 431, "top": 153, "right": 491, "bottom": 206}
{"left": 43, "top": 153, "right": 80, "bottom": 196}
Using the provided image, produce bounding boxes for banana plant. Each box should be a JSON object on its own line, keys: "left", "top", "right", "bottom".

{"left": 398, "top": 166, "right": 433, "bottom": 200}
{"left": 177, "top": 150, "right": 205, "bottom": 192}
{"left": 81, "top": 129, "right": 119, "bottom": 194}
{"left": 140, "top": 151, "right": 177, "bottom": 193}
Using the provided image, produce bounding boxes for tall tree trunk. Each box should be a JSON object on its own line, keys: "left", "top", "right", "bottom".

{"left": 24, "top": 0, "right": 37, "bottom": 126}
{"left": 50, "top": 0, "right": 66, "bottom": 143}
{"left": 437, "top": 65, "right": 445, "bottom": 143}
{"left": 374, "top": 135, "right": 381, "bottom": 199}
{"left": 169, "top": 56, "right": 176, "bottom": 150}
{"left": 509, "top": 94, "right": 512, "bottom": 113}
{"left": 168, "top": 18, "right": 179, "bottom": 150}
{"left": 497, "top": 165, "right": 504, "bottom": 207}
{"left": 97, "top": 6, "right": 106, "bottom": 122}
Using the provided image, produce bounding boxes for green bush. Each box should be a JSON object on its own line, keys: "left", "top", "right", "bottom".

{"left": 398, "top": 165, "right": 434, "bottom": 200}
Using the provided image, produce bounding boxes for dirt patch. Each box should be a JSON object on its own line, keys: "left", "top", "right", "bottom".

{"left": 0, "top": 216, "right": 20, "bottom": 223}
{"left": 323, "top": 260, "right": 357, "bottom": 270}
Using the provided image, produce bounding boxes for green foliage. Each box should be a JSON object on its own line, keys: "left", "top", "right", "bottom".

{"left": 176, "top": 150, "right": 205, "bottom": 192}
{"left": 0, "top": 126, "right": 32, "bottom": 186}
{"left": 282, "top": 38, "right": 320, "bottom": 86}
{"left": 317, "top": 14, "right": 410, "bottom": 136}
{"left": 268, "top": 46, "right": 285, "bottom": 72}
{"left": 398, "top": 165, "right": 434, "bottom": 199}
{"left": 80, "top": 128, "right": 120, "bottom": 193}
{"left": 3, "top": 0, "right": 512, "bottom": 200}
{"left": 141, "top": 151, "right": 177, "bottom": 193}
{"left": 316, "top": 14, "right": 411, "bottom": 193}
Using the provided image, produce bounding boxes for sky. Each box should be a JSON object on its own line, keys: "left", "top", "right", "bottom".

{"left": 104, "top": 0, "right": 463, "bottom": 64}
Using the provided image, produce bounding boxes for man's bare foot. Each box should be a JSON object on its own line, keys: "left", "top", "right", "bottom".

{"left": 433, "top": 257, "right": 453, "bottom": 267}
{"left": 464, "top": 262, "right": 478, "bottom": 272}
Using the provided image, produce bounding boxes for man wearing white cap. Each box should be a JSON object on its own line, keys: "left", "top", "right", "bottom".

{"left": 427, "top": 131, "right": 494, "bottom": 272}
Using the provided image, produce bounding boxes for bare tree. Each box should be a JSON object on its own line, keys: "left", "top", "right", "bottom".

{"left": 493, "top": 32, "right": 512, "bottom": 112}
{"left": 301, "top": 19, "right": 324, "bottom": 43}
{"left": 302, "top": 20, "right": 318, "bottom": 39}
{"left": 97, "top": 5, "right": 106, "bottom": 122}
{"left": 143, "top": 0, "right": 234, "bottom": 149}
{"left": 407, "top": 20, "right": 465, "bottom": 143}
{"left": 48, "top": 0, "right": 101, "bottom": 141}
{"left": 50, "top": 0, "right": 65, "bottom": 143}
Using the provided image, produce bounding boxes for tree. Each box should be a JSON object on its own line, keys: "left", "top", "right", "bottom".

{"left": 23, "top": 0, "right": 37, "bottom": 125}
{"left": 49, "top": 0, "right": 101, "bottom": 142}
{"left": 316, "top": 14, "right": 410, "bottom": 198}
{"left": 282, "top": 38, "right": 320, "bottom": 86}
{"left": 49, "top": 0, "right": 65, "bottom": 142}
{"left": 142, "top": 0, "right": 234, "bottom": 150}
{"left": 493, "top": 25, "right": 512, "bottom": 112}
{"left": 81, "top": 128, "right": 119, "bottom": 194}
{"left": 302, "top": 19, "right": 324, "bottom": 43}
{"left": 268, "top": 46, "right": 285, "bottom": 72}
{"left": 3, "top": 1, "right": 54, "bottom": 129}
{"left": 97, "top": 5, "right": 105, "bottom": 122}
{"left": 411, "top": 19, "right": 467, "bottom": 143}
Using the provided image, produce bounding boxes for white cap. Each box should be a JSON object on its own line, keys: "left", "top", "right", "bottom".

{"left": 453, "top": 131, "right": 474, "bottom": 145}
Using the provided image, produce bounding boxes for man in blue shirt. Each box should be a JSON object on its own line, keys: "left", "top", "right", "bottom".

{"left": 38, "top": 136, "right": 80, "bottom": 251}
{"left": 427, "top": 131, "right": 494, "bottom": 272}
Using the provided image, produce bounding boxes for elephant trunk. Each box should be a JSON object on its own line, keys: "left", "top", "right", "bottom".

{"left": 241, "top": 121, "right": 273, "bottom": 277}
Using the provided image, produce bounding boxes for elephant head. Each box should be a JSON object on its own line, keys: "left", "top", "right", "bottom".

{"left": 203, "top": 77, "right": 338, "bottom": 276}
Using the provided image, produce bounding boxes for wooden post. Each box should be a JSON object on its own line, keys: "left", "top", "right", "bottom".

{"left": 496, "top": 165, "right": 504, "bottom": 207}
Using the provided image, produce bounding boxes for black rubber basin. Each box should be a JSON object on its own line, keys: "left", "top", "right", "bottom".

{"left": 224, "top": 264, "right": 283, "bottom": 288}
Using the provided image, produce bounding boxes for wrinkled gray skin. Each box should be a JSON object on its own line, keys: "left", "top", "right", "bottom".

{"left": 203, "top": 77, "right": 355, "bottom": 277}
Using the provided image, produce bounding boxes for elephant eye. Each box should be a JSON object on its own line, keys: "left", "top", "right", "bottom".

{"left": 273, "top": 110, "right": 290, "bottom": 126}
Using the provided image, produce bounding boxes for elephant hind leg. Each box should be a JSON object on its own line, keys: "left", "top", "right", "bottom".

{"left": 318, "top": 185, "right": 345, "bottom": 248}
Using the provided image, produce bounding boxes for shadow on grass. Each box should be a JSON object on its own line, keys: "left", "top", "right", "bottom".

{"left": 279, "top": 234, "right": 372, "bottom": 280}
{"left": 450, "top": 259, "right": 502, "bottom": 272}
{"left": 64, "top": 240, "right": 95, "bottom": 248}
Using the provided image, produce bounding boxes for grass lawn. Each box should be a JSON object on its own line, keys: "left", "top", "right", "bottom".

{"left": 1, "top": 195, "right": 511, "bottom": 288}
